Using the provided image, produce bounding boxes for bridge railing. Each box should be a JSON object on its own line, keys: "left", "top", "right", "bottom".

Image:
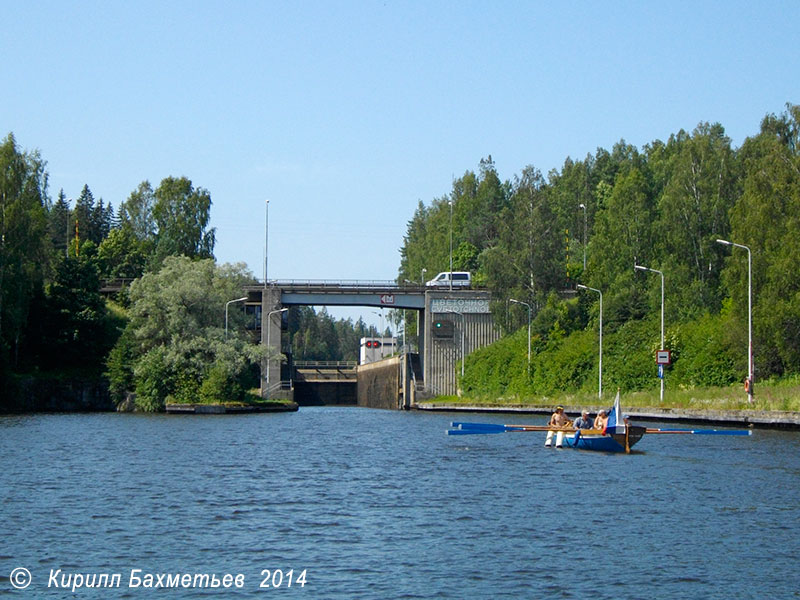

{"left": 294, "top": 360, "right": 358, "bottom": 368}
{"left": 261, "top": 279, "right": 422, "bottom": 289}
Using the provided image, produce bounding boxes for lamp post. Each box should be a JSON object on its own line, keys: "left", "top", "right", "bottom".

{"left": 577, "top": 284, "right": 602, "bottom": 399}
{"left": 264, "top": 200, "right": 269, "bottom": 289}
{"left": 579, "top": 203, "right": 587, "bottom": 271}
{"left": 372, "top": 310, "right": 385, "bottom": 357}
{"left": 635, "top": 263, "right": 665, "bottom": 402}
{"left": 509, "top": 298, "right": 531, "bottom": 363}
{"left": 716, "top": 238, "right": 753, "bottom": 403}
{"left": 448, "top": 200, "right": 453, "bottom": 291}
{"left": 419, "top": 270, "right": 427, "bottom": 352}
{"left": 266, "top": 307, "right": 288, "bottom": 388}
{"left": 225, "top": 296, "right": 248, "bottom": 340}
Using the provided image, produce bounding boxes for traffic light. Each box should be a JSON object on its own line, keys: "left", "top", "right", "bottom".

{"left": 432, "top": 319, "right": 454, "bottom": 338}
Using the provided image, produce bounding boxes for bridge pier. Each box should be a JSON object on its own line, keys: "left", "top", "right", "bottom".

{"left": 423, "top": 291, "right": 500, "bottom": 396}
{"left": 260, "top": 286, "right": 284, "bottom": 398}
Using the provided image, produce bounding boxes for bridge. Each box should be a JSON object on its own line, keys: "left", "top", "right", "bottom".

{"left": 242, "top": 280, "right": 500, "bottom": 403}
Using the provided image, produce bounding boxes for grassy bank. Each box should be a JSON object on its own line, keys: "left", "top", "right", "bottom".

{"left": 437, "top": 378, "right": 800, "bottom": 412}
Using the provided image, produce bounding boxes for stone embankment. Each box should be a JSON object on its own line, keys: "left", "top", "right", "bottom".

{"left": 415, "top": 402, "right": 800, "bottom": 429}
{"left": 165, "top": 402, "right": 299, "bottom": 414}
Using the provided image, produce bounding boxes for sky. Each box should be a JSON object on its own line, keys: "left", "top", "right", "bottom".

{"left": 3, "top": 0, "right": 799, "bottom": 330}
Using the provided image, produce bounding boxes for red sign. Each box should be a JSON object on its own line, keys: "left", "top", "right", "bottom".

{"left": 656, "top": 350, "right": 671, "bottom": 365}
{"left": 380, "top": 294, "right": 395, "bottom": 305}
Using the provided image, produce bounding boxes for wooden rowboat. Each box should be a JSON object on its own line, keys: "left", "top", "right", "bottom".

{"left": 447, "top": 391, "right": 751, "bottom": 453}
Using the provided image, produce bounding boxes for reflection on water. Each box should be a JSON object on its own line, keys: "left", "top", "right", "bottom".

{"left": 1, "top": 408, "right": 799, "bottom": 598}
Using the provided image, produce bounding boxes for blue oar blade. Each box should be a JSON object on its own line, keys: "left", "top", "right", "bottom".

{"left": 451, "top": 422, "right": 509, "bottom": 433}
{"left": 447, "top": 428, "right": 505, "bottom": 435}
{"left": 650, "top": 428, "right": 752, "bottom": 436}
{"left": 687, "top": 429, "right": 752, "bottom": 436}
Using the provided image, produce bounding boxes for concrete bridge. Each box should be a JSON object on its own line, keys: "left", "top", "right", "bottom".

{"left": 243, "top": 280, "right": 501, "bottom": 404}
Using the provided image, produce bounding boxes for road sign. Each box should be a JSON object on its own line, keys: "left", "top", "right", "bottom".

{"left": 658, "top": 364, "right": 664, "bottom": 379}
{"left": 380, "top": 294, "right": 395, "bottom": 305}
{"left": 656, "top": 350, "right": 671, "bottom": 365}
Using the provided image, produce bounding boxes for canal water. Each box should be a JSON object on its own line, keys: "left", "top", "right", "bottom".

{"left": 1, "top": 407, "right": 799, "bottom": 599}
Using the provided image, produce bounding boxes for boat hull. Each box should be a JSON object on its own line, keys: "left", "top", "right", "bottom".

{"left": 563, "top": 426, "right": 647, "bottom": 453}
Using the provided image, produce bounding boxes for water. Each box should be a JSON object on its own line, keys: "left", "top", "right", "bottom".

{"left": 2, "top": 407, "right": 799, "bottom": 599}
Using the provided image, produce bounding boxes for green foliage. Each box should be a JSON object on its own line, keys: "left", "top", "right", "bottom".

{"left": 37, "top": 250, "right": 117, "bottom": 370}
{"left": 117, "top": 257, "right": 266, "bottom": 411}
{"left": 603, "top": 318, "right": 658, "bottom": 393}
{"left": 0, "top": 133, "right": 49, "bottom": 372}
{"left": 461, "top": 328, "right": 533, "bottom": 397}
{"left": 669, "top": 312, "right": 739, "bottom": 387}
{"left": 152, "top": 176, "right": 215, "bottom": 263}
{"left": 530, "top": 328, "right": 596, "bottom": 395}
{"left": 134, "top": 347, "right": 171, "bottom": 412}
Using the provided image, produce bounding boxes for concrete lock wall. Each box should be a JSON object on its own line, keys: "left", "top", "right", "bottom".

{"left": 261, "top": 286, "right": 284, "bottom": 397}
{"left": 423, "top": 291, "right": 501, "bottom": 397}
{"left": 357, "top": 357, "right": 402, "bottom": 409}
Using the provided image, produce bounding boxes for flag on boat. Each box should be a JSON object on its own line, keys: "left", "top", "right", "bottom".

{"left": 604, "top": 390, "right": 626, "bottom": 435}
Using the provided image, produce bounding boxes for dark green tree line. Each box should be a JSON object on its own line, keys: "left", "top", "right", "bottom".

{"left": 399, "top": 103, "right": 800, "bottom": 392}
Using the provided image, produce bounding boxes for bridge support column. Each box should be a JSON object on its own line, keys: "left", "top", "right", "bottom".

{"left": 261, "top": 287, "right": 283, "bottom": 398}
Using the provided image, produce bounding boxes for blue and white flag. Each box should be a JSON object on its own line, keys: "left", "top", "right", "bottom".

{"left": 604, "top": 390, "right": 625, "bottom": 435}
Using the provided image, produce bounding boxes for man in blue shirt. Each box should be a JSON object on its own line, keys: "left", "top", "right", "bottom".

{"left": 573, "top": 410, "right": 594, "bottom": 429}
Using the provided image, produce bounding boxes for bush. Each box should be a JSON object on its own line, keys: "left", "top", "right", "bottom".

{"left": 133, "top": 348, "right": 172, "bottom": 412}
{"left": 531, "top": 329, "right": 596, "bottom": 395}
{"left": 670, "top": 313, "right": 738, "bottom": 387}
{"left": 461, "top": 328, "right": 532, "bottom": 396}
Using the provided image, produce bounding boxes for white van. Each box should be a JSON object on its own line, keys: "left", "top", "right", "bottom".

{"left": 425, "top": 271, "right": 471, "bottom": 288}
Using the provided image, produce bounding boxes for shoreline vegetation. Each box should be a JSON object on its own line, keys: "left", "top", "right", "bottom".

{"left": 432, "top": 379, "right": 800, "bottom": 413}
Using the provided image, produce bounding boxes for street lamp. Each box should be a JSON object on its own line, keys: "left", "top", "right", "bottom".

{"left": 419, "top": 269, "right": 427, "bottom": 352}
{"left": 635, "top": 263, "right": 665, "bottom": 402}
{"left": 579, "top": 203, "right": 587, "bottom": 271}
{"left": 264, "top": 200, "right": 269, "bottom": 289}
{"left": 716, "top": 238, "right": 754, "bottom": 403}
{"left": 266, "top": 307, "right": 288, "bottom": 388}
{"left": 448, "top": 200, "right": 453, "bottom": 291}
{"left": 509, "top": 298, "right": 531, "bottom": 363}
{"left": 372, "top": 310, "right": 385, "bottom": 357}
{"left": 577, "top": 284, "right": 602, "bottom": 399}
{"left": 225, "top": 297, "right": 248, "bottom": 340}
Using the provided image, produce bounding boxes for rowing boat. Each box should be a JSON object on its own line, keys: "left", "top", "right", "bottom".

{"left": 447, "top": 391, "right": 751, "bottom": 453}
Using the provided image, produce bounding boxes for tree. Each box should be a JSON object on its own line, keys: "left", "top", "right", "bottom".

{"left": 483, "top": 165, "right": 563, "bottom": 332}
{"left": 97, "top": 226, "right": 149, "bottom": 281}
{"left": 0, "top": 134, "right": 49, "bottom": 370}
{"left": 38, "top": 247, "right": 114, "bottom": 370}
{"left": 49, "top": 189, "right": 71, "bottom": 257}
{"left": 652, "top": 123, "right": 740, "bottom": 319}
{"left": 113, "top": 257, "right": 265, "bottom": 410}
{"left": 152, "top": 176, "right": 215, "bottom": 263}
{"left": 73, "top": 184, "right": 109, "bottom": 245}
{"left": 118, "top": 181, "right": 156, "bottom": 242}
{"left": 726, "top": 103, "right": 800, "bottom": 377}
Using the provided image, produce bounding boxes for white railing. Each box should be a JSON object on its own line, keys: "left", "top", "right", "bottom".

{"left": 259, "top": 279, "right": 422, "bottom": 289}
{"left": 294, "top": 360, "right": 357, "bottom": 368}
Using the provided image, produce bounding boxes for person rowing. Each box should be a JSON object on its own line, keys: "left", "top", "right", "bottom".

{"left": 544, "top": 406, "right": 572, "bottom": 448}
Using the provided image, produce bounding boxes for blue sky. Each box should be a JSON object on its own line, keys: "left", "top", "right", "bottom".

{"left": 3, "top": 1, "right": 799, "bottom": 329}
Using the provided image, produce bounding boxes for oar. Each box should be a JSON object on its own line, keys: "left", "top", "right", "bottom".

{"left": 448, "top": 422, "right": 605, "bottom": 436}
{"left": 451, "top": 422, "right": 567, "bottom": 433}
{"left": 447, "top": 428, "right": 504, "bottom": 435}
{"left": 645, "top": 428, "right": 752, "bottom": 436}
{"left": 449, "top": 422, "right": 512, "bottom": 434}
